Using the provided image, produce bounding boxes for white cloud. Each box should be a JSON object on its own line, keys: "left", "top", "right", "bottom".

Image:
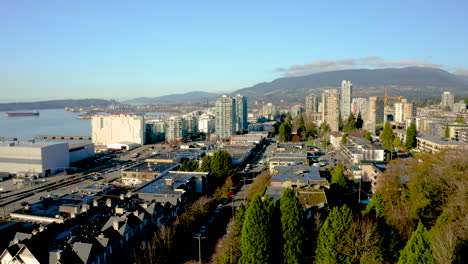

{"left": 452, "top": 67, "right": 468, "bottom": 76}
{"left": 277, "top": 56, "right": 444, "bottom": 76}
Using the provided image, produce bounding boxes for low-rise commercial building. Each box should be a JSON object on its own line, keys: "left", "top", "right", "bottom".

{"left": 134, "top": 171, "right": 207, "bottom": 206}
{"left": 340, "top": 137, "right": 385, "bottom": 164}
{"left": 416, "top": 135, "right": 468, "bottom": 153}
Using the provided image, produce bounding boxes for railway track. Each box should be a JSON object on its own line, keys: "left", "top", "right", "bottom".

{"left": 0, "top": 174, "right": 92, "bottom": 207}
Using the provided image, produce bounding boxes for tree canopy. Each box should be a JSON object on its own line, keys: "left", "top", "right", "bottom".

{"left": 398, "top": 222, "right": 433, "bottom": 264}
{"left": 280, "top": 188, "right": 305, "bottom": 264}
{"left": 362, "top": 131, "right": 373, "bottom": 141}
{"left": 356, "top": 112, "right": 364, "bottom": 129}
{"left": 279, "top": 121, "right": 293, "bottom": 142}
{"left": 240, "top": 195, "right": 273, "bottom": 264}
{"left": 381, "top": 120, "right": 395, "bottom": 152}
{"left": 331, "top": 163, "right": 348, "bottom": 190}
{"left": 405, "top": 123, "right": 417, "bottom": 150}
{"left": 315, "top": 205, "right": 353, "bottom": 263}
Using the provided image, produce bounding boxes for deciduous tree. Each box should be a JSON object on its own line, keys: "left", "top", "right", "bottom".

{"left": 362, "top": 131, "right": 373, "bottom": 141}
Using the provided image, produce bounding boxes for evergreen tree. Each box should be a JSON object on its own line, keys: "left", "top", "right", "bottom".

{"left": 341, "top": 134, "right": 347, "bottom": 144}
{"left": 305, "top": 122, "right": 318, "bottom": 139}
{"left": 217, "top": 205, "right": 246, "bottom": 264}
{"left": 199, "top": 155, "right": 212, "bottom": 172}
{"left": 297, "top": 114, "right": 306, "bottom": 139}
{"left": 210, "top": 150, "right": 233, "bottom": 181}
{"left": 398, "top": 222, "right": 434, "bottom": 264}
{"left": 405, "top": 122, "right": 417, "bottom": 150}
{"left": 381, "top": 120, "right": 395, "bottom": 152}
{"left": 315, "top": 205, "right": 353, "bottom": 263}
{"left": 363, "top": 131, "right": 373, "bottom": 141}
{"left": 344, "top": 113, "right": 356, "bottom": 132}
{"left": 280, "top": 188, "right": 305, "bottom": 264}
{"left": 331, "top": 163, "right": 348, "bottom": 190}
{"left": 356, "top": 112, "right": 364, "bottom": 129}
{"left": 240, "top": 195, "right": 273, "bottom": 264}
{"left": 338, "top": 112, "right": 344, "bottom": 131}
{"left": 179, "top": 160, "right": 199, "bottom": 171}
{"left": 444, "top": 124, "right": 450, "bottom": 138}
{"left": 279, "top": 122, "right": 293, "bottom": 142}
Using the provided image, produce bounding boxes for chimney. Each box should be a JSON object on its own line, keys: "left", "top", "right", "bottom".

{"left": 120, "top": 194, "right": 124, "bottom": 200}
{"left": 93, "top": 200, "right": 98, "bottom": 207}
{"left": 165, "top": 178, "right": 173, "bottom": 186}
{"left": 55, "top": 250, "right": 62, "bottom": 260}
{"left": 113, "top": 220, "right": 119, "bottom": 231}
{"left": 106, "top": 199, "right": 112, "bottom": 207}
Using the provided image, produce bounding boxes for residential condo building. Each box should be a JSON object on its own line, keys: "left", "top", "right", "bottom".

{"left": 341, "top": 80, "right": 352, "bottom": 118}
{"left": 322, "top": 89, "right": 340, "bottom": 132}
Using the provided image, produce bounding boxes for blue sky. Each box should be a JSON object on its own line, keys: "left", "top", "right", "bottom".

{"left": 1, "top": 0, "right": 467, "bottom": 102}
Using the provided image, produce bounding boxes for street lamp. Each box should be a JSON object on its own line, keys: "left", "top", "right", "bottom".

{"left": 194, "top": 233, "right": 205, "bottom": 264}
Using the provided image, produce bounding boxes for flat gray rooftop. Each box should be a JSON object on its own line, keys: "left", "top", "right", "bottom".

{"left": 271, "top": 166, "right": 324, "bottom": 182}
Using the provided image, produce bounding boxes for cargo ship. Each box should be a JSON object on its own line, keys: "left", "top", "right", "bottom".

{"left": 5, "top": 111, "right": 40, "bottom": 117}
{"left": 77, "top": 112, "right": 97, "bottom": 119}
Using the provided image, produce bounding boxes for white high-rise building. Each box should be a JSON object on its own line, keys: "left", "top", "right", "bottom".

{"left": 183, "top": 114, "right": 199, "bottom": 137}
{"left": 92, "top": 114, "right": 145, "bottom": 145}
{"left": 441, "top": 91, "right": 455, "bottom": 111}
{"left": 322, "top": 89, "right": 340, "bottom": 132}
{"left": 365, "top": 97, "right": 384, "bottom": 132}
{"left": 305, "top": 94, "right": 318, "bottom": 115}
{"left": 341, "top": 80, "right": 352, "bottom": 118}
{"left": 198, "top": 113, "right": 215, "bottom": 133}
{"left": 263, "top": 103, "right": 277, "bottom": 120}
{"left": 235, "top": 94, "right": 248, "bottom": 132}
{"left": 352, "top": 97, "right": 368, "bottom": 120}
{"left": 394, "top": 99, "right": 417, "bottom": 124}
{"left": 166, "top": 116, "right": 187, "bottom": 141}
{"left": 290, "top": 104, "right": 303, "bottom": 118}
{"left": 215, "top": 95, "right": 236, "bottom": 139}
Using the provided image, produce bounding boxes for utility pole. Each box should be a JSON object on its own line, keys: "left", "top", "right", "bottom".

{"left": 194, "top": 233, "right": 205, "bottom": 264}
{"left": 358, "top": 177, "right": 361, "bottom": 204}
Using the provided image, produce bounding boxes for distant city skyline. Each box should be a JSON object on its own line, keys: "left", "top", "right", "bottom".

{"left": 1, "top": 0, "right": 468, "bottom": 102}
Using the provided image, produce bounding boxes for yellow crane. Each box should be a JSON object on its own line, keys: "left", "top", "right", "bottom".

{"left": 352, "top": 87, "right": 404, "bottom": 107}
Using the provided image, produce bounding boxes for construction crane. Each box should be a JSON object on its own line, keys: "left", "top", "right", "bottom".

{"left": 352, "top": 88, "right": 404, "bottom": 107}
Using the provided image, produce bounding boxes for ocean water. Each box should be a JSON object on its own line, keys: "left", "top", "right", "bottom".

{"left": 0, "top": 109, "right": 91, "bottom": 142}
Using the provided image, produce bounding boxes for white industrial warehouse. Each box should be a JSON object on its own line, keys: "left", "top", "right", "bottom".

{"left": 0, "top": 142, "right": 70, "bottom": 177}
{"left": 92, "top": 114, "right": 146, "bottom": 146}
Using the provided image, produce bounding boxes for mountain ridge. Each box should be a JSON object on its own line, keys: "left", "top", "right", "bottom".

{"left": 230, "top": 67, "right": 468, "bottom": 105}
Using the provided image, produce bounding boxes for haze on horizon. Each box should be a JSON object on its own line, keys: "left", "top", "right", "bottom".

{"left": 1, "top": 0, "right": 468, "bottom": 102}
